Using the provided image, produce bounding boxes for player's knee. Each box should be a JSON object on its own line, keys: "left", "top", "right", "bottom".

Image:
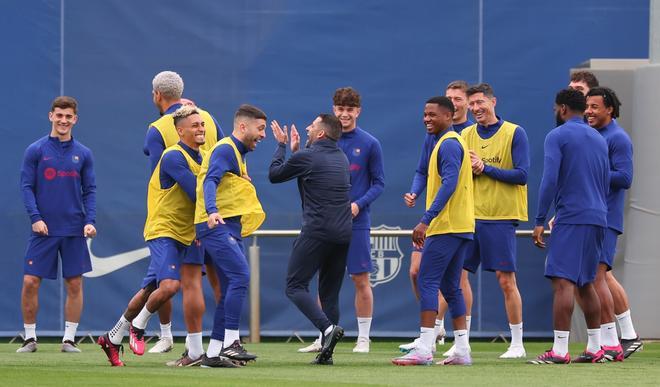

{"left": 65, "top": 278, "right": 83, "bottom": 296}
{"left": 496, "top": 271, "right": 517, "bottom": 292}
{"left": 160, "top": 280, "right": 180, "bottom": 297}
{"left": 22, "top": 275, "right": 41, "bottom": 293}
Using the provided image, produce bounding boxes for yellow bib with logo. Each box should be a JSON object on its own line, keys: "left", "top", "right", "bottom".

{"left": 143, "top": 144, "right": 201, "bottom": 244}
{"left": 149, "top": 107, "right": 219, "bottom": 153}
{"left": 426, "top": 131, "right": 475, "bottom": 236}
{"left": 194, "top": 137, "right": 265, "bottom": 237}
{"left": 460, "top": 121, "right": 528, "bottom": 221}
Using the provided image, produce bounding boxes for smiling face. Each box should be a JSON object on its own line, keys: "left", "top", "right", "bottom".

{"left": 305, "top": 116, "right": 326, "bottom": 147}
{"left": 445, "top": 87, "right": 468, "bottom": 123}
{"left": 423, "top": 103, "right": 453, "bottom": 135}
{"left": 585, "top": 95, "right": 612, "bottom": 129}
{"left": 49, "top": 107, "right": 77, "bottom": 140}
{"left": 468, "top": 92, "right": 497, "bottom": 126}
{"left": 176, "top": 113, "right": 206, "bottom": 149}
{"left": 333, "top": 105, "right": 361, "bottom": 132}
{"left": 239, "top": 117, "right": 267, "bottom": 151}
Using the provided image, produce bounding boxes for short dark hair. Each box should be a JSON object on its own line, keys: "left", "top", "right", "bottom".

{"left": 426, "top": 96, "right": 455, "bottom": 114}
{"left": 555, "top": 88, "right": 586, "bottom": 113}
{"left": 466, "top": 83, "right": 495, "bottom": 98}
{"left": 570, "top": 71, "right": 599, "bottom": 89}
{"left": 333, "top": 87, "right": 361, "bottom": 107}
{"left": 51, "top": 96, "right": 78, "bottom": 114}
{"left": 586, "top": 87, "right": 621, "bottom": 118}
{"left": 446, "top": 80, "right": 469, "bottom": 93}
{"left": 318, "top": 113, "right": 343, "bottom": 140}
{"left": 235, "top": 104, "right": 267, "bottom": 122}
{"left": 172, "top": 105, "right": 199, "bottom": 127}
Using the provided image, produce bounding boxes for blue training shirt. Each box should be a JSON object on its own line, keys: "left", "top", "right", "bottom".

{"left": 195, "top": 135, "right": 247, "bottom": 238}
{"left": 337, "top": 127, "right": 385, "bottom": 229}
{"left": 536, "top": 117, "right": 609, "bottom": 227}
{"left": 597, "top": 119, "right": 633, "bottom": 234}
{"left": 159, "top": 141, "right": 202, "bottom": 202}
{"left": 143, "top": 103, "right": 225, "bottom": 172}
{"left": 20, "top": 136, "right": 97, "bottom": 236}
{"left": 410, "top": 119, "right": 473, "bottom": 196}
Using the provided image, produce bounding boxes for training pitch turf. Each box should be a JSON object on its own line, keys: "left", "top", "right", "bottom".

{"left": 0, "top": 340, "right": 657, "bottom": 386}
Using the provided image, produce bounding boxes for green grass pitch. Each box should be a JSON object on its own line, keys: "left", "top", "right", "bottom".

{"left": 1, "top": 340, "right": 658, "bottom": 386}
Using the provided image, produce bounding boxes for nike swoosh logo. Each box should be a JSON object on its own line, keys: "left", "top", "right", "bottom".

{"left": 83, "top": 239, "right": 150, "bottom": 278}
{"left": 481, "top": 145, "right": 489, "bottom": 149}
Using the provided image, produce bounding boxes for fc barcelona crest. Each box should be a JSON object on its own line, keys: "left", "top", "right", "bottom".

{"left": 369, "top": 224, "right": 404, "bottom": 287}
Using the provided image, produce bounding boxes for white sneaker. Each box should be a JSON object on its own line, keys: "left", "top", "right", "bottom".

{"left": 148, "top": 336, "right": 174, "bottom": 353}
{"left": 443, "top": 343, "right": 471, "bottom": 357}
{"left": 499, "top": 345, "right": 526, "bottom": 359}
{"left": 61, "top": 340, "right": 81, "bottom": 353}
{"left": 353, "top": 337, "right": 370, "bottom": 353}
{"left": 297, "top": 338, "right": 322, "bottom": 353}
{"left": 398, "top": 338, "right": 436, "bottom": 353}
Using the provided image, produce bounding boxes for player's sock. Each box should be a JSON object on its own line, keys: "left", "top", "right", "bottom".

{"left": 587, "top": 328, "right": 601, "bottom": 354}
{"left": 418, "top": 327, "right": 435, "bottom": 354}
{"left": 207, "top": 339, "right": 223, "bottom": 358}
{"left": 552, "top": 330, "right": 569, "bottom": 357}
{"left": 24, "top": 323, "right": 36, "bottom": 341}
{"left": 108, "top": 315, "right": 130, "bottom": 345}
{"left": 600, "top": 322, "right": 619, "bottom": 347}
{"left": 63, "top": 321, "right": 78, "bottom": 343}
{"left": 224, "top": 329, "right": 240, "bottom": 346}
{"left": 510, "top": 322, "right": 523, "bottom": 347}
{"left": 132, "top": 306, "right": 154, "bottom": 330}
{"left": 187, "top": 332, "right": 203, "bottom": 359}
{"left": 434, "top": 319, "right": 444, "bottom": 338}
{"left": 615, "top": 310, "right": 638, "bottom": 340}
{"left": 357, "top": 317, "right": 372, "bottom": 340}
{"left": 454, "top": 329, "right": 469, "bottom": 356}
{"left": 465, "top": 315, "right": 472, "bottom": 339}
{"left": 160, "top": 322, "right": 172, "bottom": 339}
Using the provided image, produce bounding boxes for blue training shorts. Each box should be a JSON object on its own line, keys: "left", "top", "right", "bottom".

{"left": 24, "top": 235, "right": 91, "bottom": 279}
{"left": 141, "top": 237, "right": 187, "bottom": 288}
{"left": 545, "top": 224, "right": 604, "bottom": 287}
{"left": 600, "top": 228, "right": 620, "bottom": 271}
{"left": 463, "top": 221, "right": 517, "bottom": 273}
{"left": 346, "top": 228, "right": 373, "bottom": 275}
{"left": 418, "top": 234, "right": 471, "bottom": 318}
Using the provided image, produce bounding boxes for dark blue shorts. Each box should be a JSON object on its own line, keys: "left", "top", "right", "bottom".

{"left": 545, "top": 224, "right": 604, "bottom": 287}
{"left": 418, "top": 234, "right": 470, "bottom": 317}
{"left": 600, "top": 228, "right": 620, "bottom": 271}
{"left": 183, "top": 240, "right": 204, "bottom": 265}
{"left": 141, "top": 237, "right": 187, "bottom": 288}
{"left": 463, "top": 222, "right": 516, "bottom": 273}
{"left": 346, "top": 229, "right": 373, "bottom": 275}
{"left": 24, "top": 235, "right": 91, "bottom": 279}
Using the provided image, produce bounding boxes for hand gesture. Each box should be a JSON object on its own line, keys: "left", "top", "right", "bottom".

{"left": 351, "top": 202, "right": 360, "bottom": 218}
{"left": 412, "top": 222, "right": 428, "bottom": 250}
{"left": 403, "top": 193, "right": 417, "bottom": 208}
{"left": 290, "top": 124, "right": 300, "bottom": 152}
{"left": 207, "top": 212, "right": 225, "bottom": 229}
{"left": 32, "top": 220, "right": 48, "bottom": 236}
{"left": 271, "top": 120, "right": 289, "bottom": 145}
{"left": 469, "top": 150, "right": 484, "bottom": 175}
{"left": 532, "top": 226, "right": 546, "bottom": 249}
{"left": 84, "top": 224, "right": 97, "bottom": 238}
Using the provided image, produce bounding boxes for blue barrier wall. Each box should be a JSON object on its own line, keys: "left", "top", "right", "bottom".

{"left": 0, "top": 0, "right": 649, "bottom": 337}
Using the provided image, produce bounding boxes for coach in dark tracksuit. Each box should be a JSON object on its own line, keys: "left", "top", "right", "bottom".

{"left": 269, "top": 114, "right": 352, "bottom": 365}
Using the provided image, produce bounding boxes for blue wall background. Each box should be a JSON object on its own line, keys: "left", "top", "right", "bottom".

{"left": 0, "top": 0, "right": 649, "bottom": 337}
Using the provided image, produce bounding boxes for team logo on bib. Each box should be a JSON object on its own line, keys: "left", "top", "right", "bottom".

{"left": 369, "top": 224, "right": 404, "bottom": 287}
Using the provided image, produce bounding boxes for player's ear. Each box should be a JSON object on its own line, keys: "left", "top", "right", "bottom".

{"left": 354, "top": 107, "right": 361, "bottom": 118}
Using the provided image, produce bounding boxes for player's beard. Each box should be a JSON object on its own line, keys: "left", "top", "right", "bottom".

{"left": 555, "top": 111, "right": 565, "bottom": 126}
